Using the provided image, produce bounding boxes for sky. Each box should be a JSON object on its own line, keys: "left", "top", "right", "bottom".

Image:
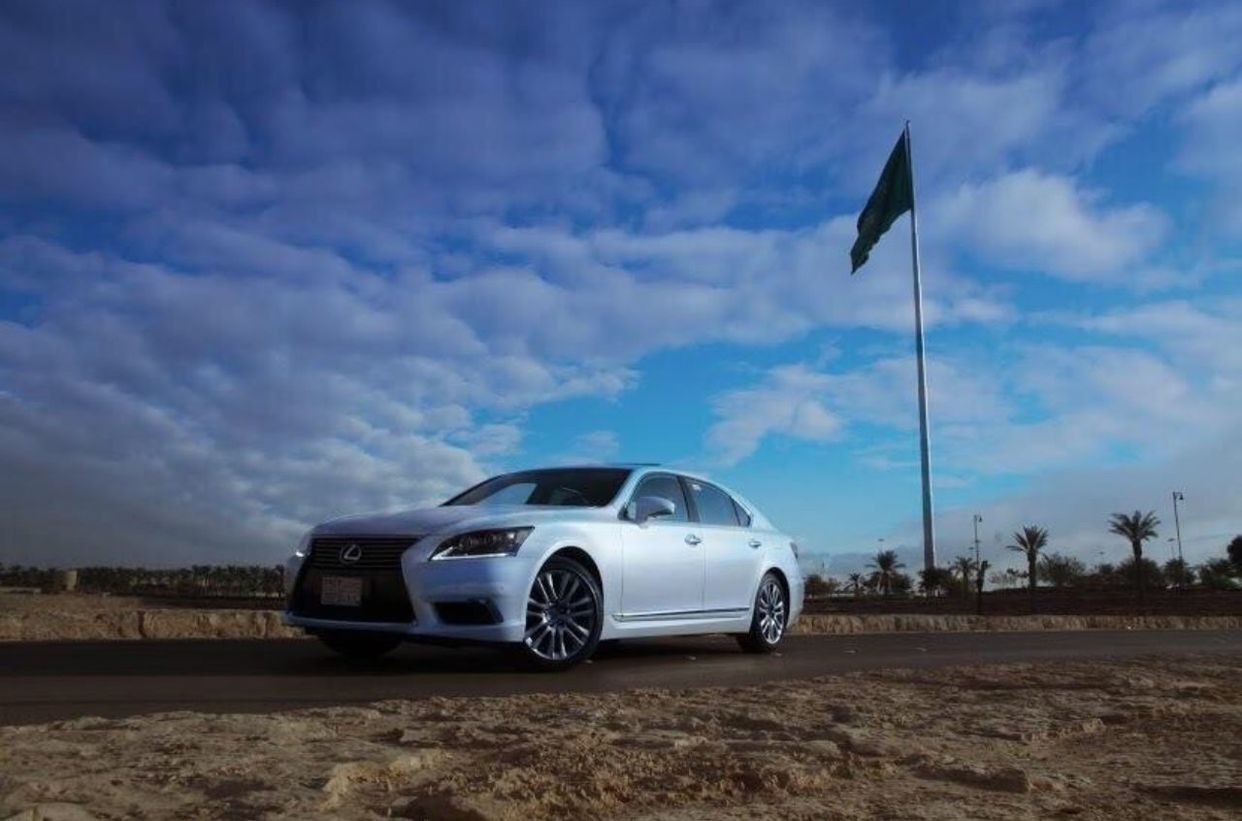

{"left": 0, "top": 0, "right": 1239, "bottom": 574}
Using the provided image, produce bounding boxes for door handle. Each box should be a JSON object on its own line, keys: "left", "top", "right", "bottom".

{"left": 748, "top": 539, "right": 762, "bottom": 549}
{"left": 685, "top": 534, "right": 702, "bottom": 545}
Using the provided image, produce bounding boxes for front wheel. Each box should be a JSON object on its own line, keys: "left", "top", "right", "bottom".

{"left": 513, "top": 556, "right": 602, "bottom": 671}
{"left": 735, "top": 572, "right": 787, "bottom": 653}
{"left": 316, "top": 630, "right": 403, "bottom": 660}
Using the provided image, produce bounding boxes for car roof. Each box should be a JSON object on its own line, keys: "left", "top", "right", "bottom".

{"left": 491, "top": 465, "right": 774, "bottom": 528}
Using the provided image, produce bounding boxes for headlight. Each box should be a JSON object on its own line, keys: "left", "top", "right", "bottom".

{"left": 293, "top": 531, "right": 312, "bottom": 559}
{"left": 431, "top": 527, "right": 533, "bottom": 560}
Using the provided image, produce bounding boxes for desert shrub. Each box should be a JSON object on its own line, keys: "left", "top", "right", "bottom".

{"left": 918, "top": 566, "right": 956, "bottom": 596}
{"left": 1199, "top": 558, "right": 1241, "bottom": 590}
{"left": 1037, "top": 553, "right": 1087, "bottom": 588}
{"left": 0, "top": 564, "right": 57, "bottom": 589}
{"left": 804, "top": 574, "right": 840, "bottom": 597}
{"left": 1116, "top": 556, "right": 1166, "bottom": 590}
{"left": 1163, "top": 558, "right": 1193, "bottom": 588}
{"left": 1228, "top": 535, "right": 1242, "bottom": 574}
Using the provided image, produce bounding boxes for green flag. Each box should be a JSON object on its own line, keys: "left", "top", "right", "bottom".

{"left": 850, "top": 130, "right": 913, "bottom": 273}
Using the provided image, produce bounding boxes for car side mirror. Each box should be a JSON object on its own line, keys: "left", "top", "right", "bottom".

{"left": 629, "top": 495, "right": 677, "bottom": 525}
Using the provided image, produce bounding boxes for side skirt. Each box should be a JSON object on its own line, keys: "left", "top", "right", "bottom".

{"left": 612, "top": 607, "right": 749, "bottom": 623}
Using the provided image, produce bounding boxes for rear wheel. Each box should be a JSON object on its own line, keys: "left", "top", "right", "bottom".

{"left": 514, "top": 556, "right": 602, "bottom": 671}
{"left": 735, "top": 572, "right": 787, "bottom": 653}
{"left": 316, "top": 630, "right": 403, "bottom": 660}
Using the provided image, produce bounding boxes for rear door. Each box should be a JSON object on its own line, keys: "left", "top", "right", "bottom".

{"left": 618, "top": 473, "right": 705, "bottom": 617}
{"left": 687, "top": 479, "right": 762, "bottom": 612}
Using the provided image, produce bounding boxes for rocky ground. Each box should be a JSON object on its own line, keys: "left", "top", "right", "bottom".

{"left": 1, "top": 653, "right": 1239, "bottom": 820}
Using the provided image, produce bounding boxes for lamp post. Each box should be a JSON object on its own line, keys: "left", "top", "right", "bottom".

{"left": 1172, "top": 491, "right": 1185, "bottom": 589}
{"left": 972, "top": 514, "right": 983, "bottom": 565}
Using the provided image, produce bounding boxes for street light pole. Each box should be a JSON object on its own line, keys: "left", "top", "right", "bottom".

{"left": 1172, "top": 491, "right": 1185, "bottom": 590}
{"left": 972, "top": 514, "right": 983, "bottom": 565}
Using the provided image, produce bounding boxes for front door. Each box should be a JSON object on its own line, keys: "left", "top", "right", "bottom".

{"left": 619, "top": 473, "right": 705, "bottom": 617}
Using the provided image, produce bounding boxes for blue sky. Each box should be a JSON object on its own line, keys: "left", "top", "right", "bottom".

{"left": 0, "top": 0, "right": 1239, "bottom": 573}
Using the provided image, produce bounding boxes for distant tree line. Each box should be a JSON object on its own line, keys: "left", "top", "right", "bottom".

{"left": 804, "top": 527, "right": 1242, "bottom": 604}
{"left": 0, "top": 564, "right": 285, "bottom": 597}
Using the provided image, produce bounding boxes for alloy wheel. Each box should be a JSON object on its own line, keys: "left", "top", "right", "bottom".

{"left": 524, "top": 567, "right": 597, "bottom": 661}
{"left": 756, "top": 578, "right": 786, "bottom": 644}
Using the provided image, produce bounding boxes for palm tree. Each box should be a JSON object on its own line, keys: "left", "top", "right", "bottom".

{"left": 1007, "top": 525, "right": 1049, "bottom": 613}
{"left": 846, "top": 572, "right": 864, "bottom": 598}
{"left": 867, "top": 549, "right": 906, "bottom": 596}
{"left": 1109, "top": 510, "right": 1160, "bottom": 605}
{"left": 951, "top": 555, "right": 978, "bottom": 598}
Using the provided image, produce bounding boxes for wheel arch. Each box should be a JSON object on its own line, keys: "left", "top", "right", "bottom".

{"left": 762, "top": 565, "right": 790, "bottom": 606}
{"left": 547, "top": 545, "right": 603, "bottom": 598}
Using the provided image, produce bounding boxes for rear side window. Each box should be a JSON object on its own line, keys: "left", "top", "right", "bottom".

{"left": 686, "top": 480, "right": 740, "bottom": 527}
{"left": 732, "top": 499, "right": 752, "bottom": 527}
{"left": 632, "top": 474, "right": 689, "bottom": 522}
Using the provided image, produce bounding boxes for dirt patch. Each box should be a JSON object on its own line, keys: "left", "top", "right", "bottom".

{"left": 1, "top": 654, "right": 1239, "bottom": 819}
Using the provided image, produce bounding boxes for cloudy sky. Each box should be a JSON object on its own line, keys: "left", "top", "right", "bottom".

{"left": 1, "top": 0, "right": 1239, "bottom": 573}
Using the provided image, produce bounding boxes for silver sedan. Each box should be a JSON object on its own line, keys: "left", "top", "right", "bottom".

{"left": 284, "top": 465, "right": 804, "bottom": 670}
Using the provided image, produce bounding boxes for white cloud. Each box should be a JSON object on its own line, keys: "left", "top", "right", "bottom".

{"left": 935, "top": 169, "right": 1169, "bottom": 281}
{"left": 0, "top": 238, "right": 639, "bottom": 565}
{"left": 558, "top": 430, "right": 621, "bottom": 465}
{"left": 706, "top": 355, "right": 1010, "bottom": 466}
{"left": 478, "top": 215, "right": 1015, "bottom": 347}
{"left": 706, "top": 366, "right": 842, "bottom": 466}
{"left": 1082, "top": 0, "right": 1242, "bottom": 117}
{"left": 1068, "top": 300, "right": 1242, "bottom": 376}
{"left": 1176, "top": 76, "right": 1242, "bottom": 232}
{"left": 711, "top": 294, "right": 1242, "bottom": 480}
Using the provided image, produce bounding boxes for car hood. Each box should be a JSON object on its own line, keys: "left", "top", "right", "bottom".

{"left": 312, "top": 504, "right": 611, "bottom": 537}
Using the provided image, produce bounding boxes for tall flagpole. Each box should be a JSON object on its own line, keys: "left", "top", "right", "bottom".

{"left": 905, "top": 122, "right": 937, "bottom": 572}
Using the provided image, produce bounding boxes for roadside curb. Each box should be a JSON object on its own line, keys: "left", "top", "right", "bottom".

{"left": 790, "top": 613, "right": 1242, "bottom": 634}
{"left": 0, "top": 610, "right": 304, "bottom": 642}
{"left": 2, "top": 609, "right": 1241, "bottom": 641}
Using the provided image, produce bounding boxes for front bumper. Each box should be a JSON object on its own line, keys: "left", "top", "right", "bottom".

{"left": 284, "top": 550, "right": 538, "bottom": 644}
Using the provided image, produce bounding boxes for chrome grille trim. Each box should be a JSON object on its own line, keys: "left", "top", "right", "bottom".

{"left": 307, "top": 536, "right": 420, "bottom": 571}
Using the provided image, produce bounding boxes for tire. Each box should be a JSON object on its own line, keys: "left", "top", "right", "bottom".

{"left": 513, "top": 555, "right": 603, "bottom": 671}
{"left": 735, "top": 572, "right": 787, "bottom": 654}
{"left": 316, "top": 630, "right": 403, "bottom": 660}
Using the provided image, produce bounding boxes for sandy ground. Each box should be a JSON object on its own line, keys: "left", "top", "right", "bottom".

{"left": 1, "top": 654, "right": 1239, "bottom": 821}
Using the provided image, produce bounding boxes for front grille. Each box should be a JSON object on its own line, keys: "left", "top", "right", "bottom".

{"left": 290, "top": 535, "right": 420, "bottom": 624}
{"left": 307, "top": 536, "right": 419, "bottom": 570}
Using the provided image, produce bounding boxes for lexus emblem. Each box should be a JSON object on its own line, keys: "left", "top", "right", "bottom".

{"left": 339, "top": 543, "right": 362, "bottom": 564}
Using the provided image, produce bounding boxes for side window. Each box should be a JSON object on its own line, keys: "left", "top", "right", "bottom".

{"left": 732, "top": 499, "right": 752, "bottom": 527}
{"left": 632, "top": 475, "right": 689, "bottom": 522}
{"left": 686, "top": 480, "right": 740, "bottom": 527}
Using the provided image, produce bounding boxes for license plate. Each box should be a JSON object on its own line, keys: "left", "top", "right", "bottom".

{"left": 320, "top": 576, "right": 363, "bottom": 607}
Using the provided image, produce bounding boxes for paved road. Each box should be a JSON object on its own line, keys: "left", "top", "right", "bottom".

{"left": 1, "top": 630, "right": 1238, "bottom": 726}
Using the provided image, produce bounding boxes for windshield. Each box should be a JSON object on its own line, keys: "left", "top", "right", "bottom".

{"left": 444, "top": 468, "right": 633, "bottom": 507}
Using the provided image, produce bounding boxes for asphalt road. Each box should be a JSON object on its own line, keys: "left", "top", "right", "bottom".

{"left": 1, "top": 630, "right": 1238, "bottom": 726}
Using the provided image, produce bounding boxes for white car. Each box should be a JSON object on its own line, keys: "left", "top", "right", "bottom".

{"left": 284, "top": 465, "right": 803, "bottom": 670}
